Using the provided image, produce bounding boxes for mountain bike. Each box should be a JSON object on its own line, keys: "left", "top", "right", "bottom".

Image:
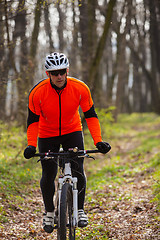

{"left": 34, "top": 147, "right": 110, "bottom": 240}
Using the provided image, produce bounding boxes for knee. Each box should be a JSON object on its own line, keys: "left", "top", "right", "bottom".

{"left": 41, "top": 162, "right": 57, "bottom": 180}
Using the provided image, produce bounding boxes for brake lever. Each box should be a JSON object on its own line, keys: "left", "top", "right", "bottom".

{"left": 85, "top": 154, "right": 95, "bottom": 160}
{"left": 37, "top": 156, "right": 55, "bottom": 162}
{"left": 77, "top": 153, "right": 95, "bottom": 160}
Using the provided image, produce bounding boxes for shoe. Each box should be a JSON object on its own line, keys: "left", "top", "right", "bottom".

{"left": 78, "top": 209, "right": 88, "bottom": 227}
{"left": 43, "top": 212, "right": 54, "bottom": 233}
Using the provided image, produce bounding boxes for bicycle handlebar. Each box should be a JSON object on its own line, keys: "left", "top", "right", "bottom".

{"left": 34, "top": 148, "right": 101, "bottom": 158}
{"left": 34, "top": 147, "right": 111, "bottom": 163}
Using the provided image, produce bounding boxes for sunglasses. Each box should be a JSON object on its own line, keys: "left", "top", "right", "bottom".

{"left": 50, "top": 69, "right": 67, "bottom": 76}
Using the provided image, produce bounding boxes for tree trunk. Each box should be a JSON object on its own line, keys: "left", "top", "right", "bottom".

{"left": 148, "top": 0, "right": 160, "bottom": 113}
{"left": 44, "top": 2, "right": 54, "bottom": 52}
{"left": 30, "top": 0, "right": 43, "bottom": 58}
{"left": 87, "top": 0, "right": 99, "bottom": 102}
{"left": 128, "top": 41, "right": 160, "bottom": 113}
{"left": 78, "top": 0, "right": 89, "bottom": 83}
{"left": 0, "top": 0, "right": 6, "bottom": 119}
{"left": 114, "top": 35, "right": 128, "bottom": 117}
{"left": 69, "top": 0, "right": 79, "bottom": 76}
{"left": 15, "top": 0, "right": 29, "bottom": 126}
{"left": 28, "top": 0, "right": 43, "bottom": 88}
{"left": 57, "top": 3, "right": 65, "bottom": 51}
{"left": 105, "top": 32, "right": 114, "bottom": 105}
{"left": 88, "top": 0, "right": 116, "bottom": 90}
{"left": 148, "top": 0, "right": 160, "bottom": 74}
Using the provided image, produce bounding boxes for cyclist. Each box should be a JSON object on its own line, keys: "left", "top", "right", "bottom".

{"left": 24, "top": 52, "right": 111, "bottom": 233}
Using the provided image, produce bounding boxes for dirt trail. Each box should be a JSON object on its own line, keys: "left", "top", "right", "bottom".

{"left": 99, "top": 140, "right": 160, "bottom": 239}
{"left": 86, "top": 174, "right": 159, "bottom": 239}
{"left": 0, "top": 138, "right": 160, "bottom": 239}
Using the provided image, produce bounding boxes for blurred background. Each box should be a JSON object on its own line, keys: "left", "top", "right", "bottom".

{"left": 0, "top": 0, "right": 160, "bottom": 126}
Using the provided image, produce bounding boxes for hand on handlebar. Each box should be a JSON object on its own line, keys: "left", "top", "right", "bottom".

{"left": 28, "top": 145, "right": 111, "bottom": 160}
{"left": 24, "top": 145, "right": 36, "bottom": 159}
{"left": 96, "top": 142, "right": 111, "bottom": 154}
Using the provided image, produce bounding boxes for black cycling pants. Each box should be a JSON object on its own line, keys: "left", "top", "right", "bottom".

{"left": 38, "top": 131, "right": 86, "bottom": 212}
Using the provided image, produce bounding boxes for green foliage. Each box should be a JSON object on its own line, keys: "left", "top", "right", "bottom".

{"left": 84, "top": 112, "right": 160, "bottom": 213}
{"left": 117, "top": 112, "right": 160, "bottom": 124}
{"left": 0, "top": 206, "right": 8, "bottom": 223}
{"left": 84, "top": 106, "right": 115, "bottom": 147}
{"left": 150, "top": 153, "right": 160, "bottom": 211}
{"left": 0, "top": 113, "right": 160, "bottom": 238}
{"left": 96, "top": 106, "right": 115, "bottom": 137}
{"left": 76, "top": 224, "right": 109, "bottom": 239}
{"left": 0, "top": 122, "right": 41, "bottom": 204}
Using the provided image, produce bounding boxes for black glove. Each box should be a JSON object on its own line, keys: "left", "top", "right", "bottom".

{"left": 96, "top": 142, "right": 111, "bottom": 154}
{"left": 24, "top": 145, "right": 36, "bottom": 159}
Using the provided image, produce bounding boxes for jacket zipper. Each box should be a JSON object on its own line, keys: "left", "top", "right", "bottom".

{"left": 59, "top": 94, "right": 61, "bottom": 136}
{"left": 55, "top": 89, "right": 64, "bottom": 136}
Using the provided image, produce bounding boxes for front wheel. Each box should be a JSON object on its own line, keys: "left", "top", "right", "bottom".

{"left": 59, "top": 183, "right": 75, "bottom": 240}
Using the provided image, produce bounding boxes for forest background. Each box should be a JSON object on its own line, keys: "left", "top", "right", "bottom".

{"left": 0, "top": 0, "right": 160, "bottom": 239}
{"left": 0, "top": 0, "right": 160, "bottom": 124}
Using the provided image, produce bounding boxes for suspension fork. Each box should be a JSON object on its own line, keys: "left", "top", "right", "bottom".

{"left": 58, "top": 166, "right": 78, "bottom": 227}
{"left": 72, "top": 177, "right": 78, "bottom": 227}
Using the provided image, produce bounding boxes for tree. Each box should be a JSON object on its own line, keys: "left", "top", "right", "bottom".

{"left": 88, "top": 0, "right": 116, "bottom": 91}
{"left": 14, "top": 0, "right": 29, "bottom": 124}
{"left": 1, "top": 0, "right": 160, "bottom": 123}
{"left": 78, "top": 0, "right": 89, "bottom": 82}
{"left": 44, "top": 2, "right": 54, "bottom": 52}
{"left": 30, "top": 0, "right": 43, "bottom": 59}
{"left": 148, "top": 0, "right": 160, "bottom": 113}
{"left": 57, "top": 3, "right": 65, "bottom": 51}
{"left": 0, "top": 0, "right": 6, "bottom": 119}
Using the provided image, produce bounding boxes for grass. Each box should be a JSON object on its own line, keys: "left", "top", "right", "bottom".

{"left": 84, "top": 112, "right": 160, "bottom": 207}
{"left": 151, "top": 153, "right": 160, "bottom": 210}
{"left": 78, "top": 112, "right": 160, "bottom": 239}
{"left": 0, "top": 112, "right": 160, "bottom": 239}
{"left": 0, "top": 122, "right": 42, "bottom": 224}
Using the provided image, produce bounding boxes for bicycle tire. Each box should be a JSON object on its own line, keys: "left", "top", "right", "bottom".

{"left": 59, "top": 183, "right": 75, "bottom": 240}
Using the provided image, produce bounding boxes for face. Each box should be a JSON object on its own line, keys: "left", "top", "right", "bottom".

{"left": 48, "top": 69, "right": 67, "bottom": 88}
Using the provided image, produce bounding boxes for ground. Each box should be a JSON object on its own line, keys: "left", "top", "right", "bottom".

{"left": 0, "top": 114, "right": 160, "bottom": 239}
{"left": 1, "top": 157, "right": 159, "bottom": 239}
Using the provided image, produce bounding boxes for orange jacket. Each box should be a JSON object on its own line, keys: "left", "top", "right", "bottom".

{"left": 27, "top": 77, "right": 102, "bottom": 147}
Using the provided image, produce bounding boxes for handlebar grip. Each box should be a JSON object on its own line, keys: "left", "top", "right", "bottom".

{"left": 85, "top": 149, "right": 100, "bottom": 154}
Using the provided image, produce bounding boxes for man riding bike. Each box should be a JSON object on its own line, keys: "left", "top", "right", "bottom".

{"left": 24, "top": 52, "right": 111, "bottom": 233}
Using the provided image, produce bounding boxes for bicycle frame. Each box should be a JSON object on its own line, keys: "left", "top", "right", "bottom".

{"left": 34, "top": 147, "right": 111, "bottom": 239}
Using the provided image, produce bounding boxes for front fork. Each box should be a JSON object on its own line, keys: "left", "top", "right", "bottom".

{"left": 72, "top": 177, "right": 78, "bottom": 227}
{"left": 58, "top": 176, "right": 78, "bottom": 228}
{"left": 58, "top": 179, "right": 63, "bottom": 228}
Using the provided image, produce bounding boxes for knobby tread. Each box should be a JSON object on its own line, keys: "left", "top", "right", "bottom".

{"left": 59, "top": 183, "right": 75, "bottom": 240}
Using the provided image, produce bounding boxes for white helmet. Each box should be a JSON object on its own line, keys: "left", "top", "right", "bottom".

{"left": 45, "top": 52, "right": 69, "bottom": 71}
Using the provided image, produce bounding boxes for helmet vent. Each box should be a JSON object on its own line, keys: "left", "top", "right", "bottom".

{"left": 60, "top": 58, "right": 63, "bottom": 64}
{"left": 50, "top": 60, "right": 56, "bottom": 65}
{"left": 46, "top": 60, "right": 51, "bottom": 66}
